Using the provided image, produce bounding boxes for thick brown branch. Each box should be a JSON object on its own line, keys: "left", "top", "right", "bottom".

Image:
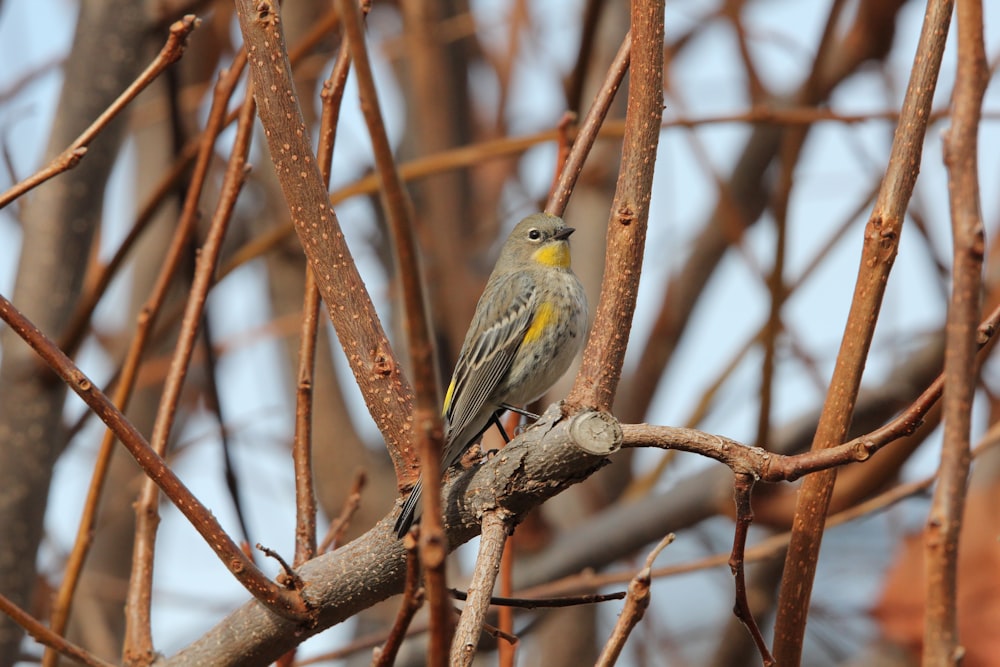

{"left": 567, "top": 0, "right": 664, "bottom": 412}
{"left": 232, "top": 0, "right": 415, "bottom": 477}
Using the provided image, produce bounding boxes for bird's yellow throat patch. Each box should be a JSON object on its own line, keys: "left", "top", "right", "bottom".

{"left": 523, "top": 301, "right": 557, "bottom": 345}
{"left": 532, "top": 242, "right": 571, "bottom": 268}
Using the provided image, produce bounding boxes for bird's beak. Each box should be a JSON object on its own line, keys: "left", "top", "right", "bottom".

{"left": 553, "top": 226, "right": 575, "bottom": 241}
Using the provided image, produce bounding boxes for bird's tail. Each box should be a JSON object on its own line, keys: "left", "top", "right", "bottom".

{"left": 394, "top": 480, "right": 422, "bottom": 538}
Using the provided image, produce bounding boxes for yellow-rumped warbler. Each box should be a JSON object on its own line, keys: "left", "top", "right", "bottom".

{"left": 394, "top": 212, "right": 588, "bottom": 538}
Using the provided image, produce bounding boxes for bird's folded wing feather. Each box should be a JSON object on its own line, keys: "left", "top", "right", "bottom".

{"left": 443, "top": 272, "right": 536, "bottom": 457}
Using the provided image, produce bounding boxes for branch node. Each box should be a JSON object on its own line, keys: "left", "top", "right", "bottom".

{"left": 256, "top": 544, "right": 303, "bottom": 592}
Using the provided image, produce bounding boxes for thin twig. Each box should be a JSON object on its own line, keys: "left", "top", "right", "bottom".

{"left": 924, "top": 0, "right": 986, "bottom": 663}
{"left": 333, "top": 3, "right": 448, "bottom": 661}
{"left": 617, "top": 285, "right": 997, "bottom": 477}
{"left": 618, "top": 0, "right": 907, "bottom": 427}
{"left": 519, "top": 428, "right": 1000, "bottom": 602}
{"left": 0, "top": 593, "right": 116, "bottom": 667}
{"left": 728, "top": 474, "right": 775, "bottom": 666}
{"left": 292, "top": 16, "right": 354, "bottom": 570}
{"left": 0, "top": 16, "right": 199, "bottom": 210}
{"left": 318, "top": 470, "right": 366, "bottom": 554}
{"left": 257, "top": 544, "right": 303, "bottom": 592}
{"left": 0, "top": 295, "right": 312, "bottom": 621}
{"left": 546, "top": 31, "right": 630, "bottom": 218}
{"left": 123, "top": 80, "right": 263, "bottom": 659}
{"left": 497, "top": 429, "right": 518, "bottom": 667}
{"left": 595, "top": 533, "right": 675, "bottom": 667}
{"left": 372, "top": 533, "right": 424, "bottom": 667}
{"left": 59, "top": 11, "right": 341, "bottom": 352}
{"left": 44, "top": 56, "right": 249, "bottom": 660}
{"left": 449, "top": 588, "right": 626, "bottom": 609}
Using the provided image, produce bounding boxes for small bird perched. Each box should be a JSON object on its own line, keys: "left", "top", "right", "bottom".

{"left": 394, "top": 212, "right": 588, "bottom": 538}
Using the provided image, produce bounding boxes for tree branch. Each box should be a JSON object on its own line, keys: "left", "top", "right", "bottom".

{"left": 232, "top": 0, "right": 415, "bottom": 477}
{"left": 924, "top": 0, "right": 987, "bottom": 663}
{"left": 165, "top": 407, "right": 621, "bottom": 666}
{"left": 772, "top": 1, "right": 954, "bottom": 661}
{"left": 567, "top": 0, "right": 663, "bottom": 412}
{"left": 0, "top": 295, "right": 312, "bottom": 622}
{"left": 594, "top": 533, "right": 673, "bottom": 666}
{"left": 451, "top": 512, "right": 510, "bottom": 666}
{"left": 0, "top": 16, "right": 199, "bottom": 210}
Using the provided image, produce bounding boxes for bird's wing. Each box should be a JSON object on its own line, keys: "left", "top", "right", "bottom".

{"left": 443, "top": 272, "right": 536, "bottom": 459}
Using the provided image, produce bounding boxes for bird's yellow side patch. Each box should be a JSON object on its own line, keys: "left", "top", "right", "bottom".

{"left": 532, "top": 243, "right": 571, "bottom": 269}
{"left": 443, "top": 378, "right": 456, "bottom": 415}
{"left": 523, "top": 301, "right": 556, "bottom": 345}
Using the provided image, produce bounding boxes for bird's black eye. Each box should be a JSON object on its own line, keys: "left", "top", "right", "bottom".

{"left": 528, "top": 229, "right": 542, "bottom": 241}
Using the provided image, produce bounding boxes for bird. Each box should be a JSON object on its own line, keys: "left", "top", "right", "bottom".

{"left": 394, "top": 212, "right": 588, "bottom": 538}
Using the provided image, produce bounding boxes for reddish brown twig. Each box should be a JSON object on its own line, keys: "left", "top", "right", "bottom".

{"left": 519, "top": 428, "right": 1000, "bottom": 601}
{"left": 546, "top": 31, "right": 630, "bottom": 218}
{"left": 0, "top": 592, "right": 115, "bottom": 667}
{"left": 546, "top": 111, "right": 578, "bottom": 206}
{"left": 58, "top": 149, "right": 195, "bottom": 356}
{"left": 0, "top": 16, "right": 199, "bottom": 210}
{"left": 729, "top": 473, "right": 775, "bottom": 666}
{"left": 618, "top": 0, "right": 908, "bottom": 428}
{"left": 595, "top": 533, "right": 674, "bottom": 666}
{"left": 292, "top": 265, "right": 321, "bottom": 566}
{"left": 317, "top": 470, "right": 366, "bottom": 554}
{"left": 498, "top": 427, "right": 518, "bottom": 667}
{"left": 924, "top": 0, "right": 987, "bottom": 663}
{"left": 0, "top": 296, "right": 311, "bottom": 620}
{"left": 617, "top": 292, "right": 999, "bottom": 479}
{"left": 60, "top": 12, "right": 340, "bottom": 354}
{"left": 373, "top": 532, "right": 425, "bottom": 667}
{"left": 44, "top": 55, "right": 248, "bottom": 662}
{"left": 333, "top": 0, "right": 448, "bottom": 661}
{"left": 292, "top": 18, "right": 355, "bottom": 571}
{"left": 772, "top": 1, "right": 955, "bottom": 661}
{"left": 123, "top": 85, "right": 269, "bottom": 659}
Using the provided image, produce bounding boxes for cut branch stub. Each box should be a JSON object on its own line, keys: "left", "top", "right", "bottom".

{"left": 569, "top": 409, "right": 623, "bottom": 456}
